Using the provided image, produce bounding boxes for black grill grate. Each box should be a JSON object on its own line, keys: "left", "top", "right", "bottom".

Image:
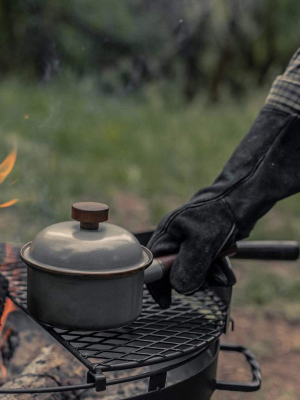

{"left": 0, "top": 244, "right": 228, "bottom": 373}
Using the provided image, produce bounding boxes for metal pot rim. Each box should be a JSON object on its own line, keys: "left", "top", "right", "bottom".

{"left": 20, "top": 242, "right": 153, "bottom": 278}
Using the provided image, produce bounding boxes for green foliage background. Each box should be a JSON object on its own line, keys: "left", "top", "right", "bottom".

{"left": 0, "top": 0, "right": 300, "bottom": 255}
{"left": 1, "top": 0, "right": 300, "bottom": 99}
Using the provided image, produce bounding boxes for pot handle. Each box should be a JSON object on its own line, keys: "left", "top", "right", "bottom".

{"left": 153, "top": 244, "right": 237, "bottom": 279}
{"left": 144, "top": 246, "right": 237, "bottom": 284}
{"left": 215, "top": 344, "right": 261, "bottom": 392}
{"left": 149, "top": 240, "right": 299, "bottom": 281}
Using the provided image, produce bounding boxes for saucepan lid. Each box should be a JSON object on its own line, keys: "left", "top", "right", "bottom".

{"left": 20, "top": 202, "right": 153, "bottom": 277}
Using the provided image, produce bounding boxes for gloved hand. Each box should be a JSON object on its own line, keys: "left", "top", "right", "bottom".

{"left": 147, "top": 49, "right": 300, "bottom": 308}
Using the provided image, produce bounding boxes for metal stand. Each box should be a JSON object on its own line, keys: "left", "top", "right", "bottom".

{"left": 0, "top": 242, "right": 261, "bottom": 398}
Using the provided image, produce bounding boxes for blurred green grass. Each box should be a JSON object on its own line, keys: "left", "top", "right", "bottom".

{"left": 232, "top": 261, "right": 300, "bottom": 320}
{"left": 1, "top": 76, "right": 300, "bottom": 251}
{"left": 236, "top": 268, "right": 300, "bottom": 305}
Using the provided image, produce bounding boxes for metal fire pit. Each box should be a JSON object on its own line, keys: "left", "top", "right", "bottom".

{"left": 0, "top": 235, "right": 261, "bottom": 398}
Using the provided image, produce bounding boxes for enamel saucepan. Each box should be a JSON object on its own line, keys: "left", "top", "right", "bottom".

{"left": 20, "top": 202, "right": 299, "bottom": 331}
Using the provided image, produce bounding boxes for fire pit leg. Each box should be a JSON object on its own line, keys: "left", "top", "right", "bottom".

{"left": 86, "top": 368, "right": 106, "bottom": 392}
{"left": 148, "top": 371, "right": 167, "bottom": 392}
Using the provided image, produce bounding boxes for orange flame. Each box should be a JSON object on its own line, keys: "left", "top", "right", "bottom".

{"left": 0, "top": 362, "right": 7, "bottom": 383}
{"left": 0, "top": 244, "right": 19, "bottom": 383}
{"left": 0, "top": 147, "right": 18, "bottom": 208}
{"left": 0, "top": 148, "right": 17, "bottom": 184}
{"left": 0, "top": 200, "right": 18, "bottom": 209}
{"left": 0, "top": 327, "right": 13, "bottom": 382}
{"left": 0, "top": 244, "right": 18, "bottom": 336}
{"left": 0, "top": 299, "right": 17, "bottom": 336}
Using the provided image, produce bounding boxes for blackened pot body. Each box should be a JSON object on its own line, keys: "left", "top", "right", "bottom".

{"left": 27, "top": 267, "right": 144, "bottom": 330}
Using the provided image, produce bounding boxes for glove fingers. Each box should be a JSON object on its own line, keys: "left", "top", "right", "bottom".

{"left": 148, "top": 201, "right": 235, "bottom": 302}
{"left": 170, "top": 239, "right": 210, "bottom": 294}
{"left": 147, "top": 278, "right": 172, "bottom": 309}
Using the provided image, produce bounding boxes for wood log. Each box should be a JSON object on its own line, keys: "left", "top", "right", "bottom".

{"left": 6, "top": 326, "right": 55, "bottom": 380}
{"left": 0, "top": 344, "right": 87, "bottom": 400}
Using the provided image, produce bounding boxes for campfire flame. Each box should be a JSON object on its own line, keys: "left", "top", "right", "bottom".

{"left": 0, "top": 148, "right": 19, "bottom": 382}
{"left": 0, "top": 147, "right": 18, "bottom": 208}
{"left": 0, "top": 299, "right": 16, "bottom": 336}
{"left": 0, "top": 328, "right": 12, "bottom": 382}
{"left": 0, "top": 244, "right": 18, "bottom": 383}
{"left": 0, "top": 244, "right": 18, "bottom": 333}
{"left": 0, "top": 200, "right": 18, "bottom": 209}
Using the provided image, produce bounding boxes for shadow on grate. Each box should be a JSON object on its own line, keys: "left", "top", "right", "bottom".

{"left": 0, "top": 244, "right": 228, "bottom": 372}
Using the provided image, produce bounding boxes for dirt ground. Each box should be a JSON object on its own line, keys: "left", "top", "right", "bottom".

{"left": 214, "top": 310, "right": 300, "bottom": 400}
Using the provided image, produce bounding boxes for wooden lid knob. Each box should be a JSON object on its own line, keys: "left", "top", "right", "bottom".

{"left": 72, "top": 202, "right": 109, "bottom": 230}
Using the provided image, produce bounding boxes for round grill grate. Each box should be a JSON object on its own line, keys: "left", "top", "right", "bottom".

{"left": 0, "top": 244, "right": 228, "bottom": 372}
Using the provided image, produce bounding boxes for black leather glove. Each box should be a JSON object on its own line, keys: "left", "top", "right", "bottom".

{"left": 147, "top": 50, "right": 300, "bottom": 308}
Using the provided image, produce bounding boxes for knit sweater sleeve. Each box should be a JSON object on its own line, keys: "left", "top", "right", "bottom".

{"left": 266, "top": 48, "right": 300, "bottom": 115}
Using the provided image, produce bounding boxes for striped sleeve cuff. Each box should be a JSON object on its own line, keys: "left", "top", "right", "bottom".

{"left": 266, "top": 75, "right": 300, "bottom": 115}
{"left": 266, "top": 47, "right": 300, "bottom": 115}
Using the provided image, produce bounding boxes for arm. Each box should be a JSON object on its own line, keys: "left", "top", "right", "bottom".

{"left": 148, "top": 48, "right": 300, "bottom": 308}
